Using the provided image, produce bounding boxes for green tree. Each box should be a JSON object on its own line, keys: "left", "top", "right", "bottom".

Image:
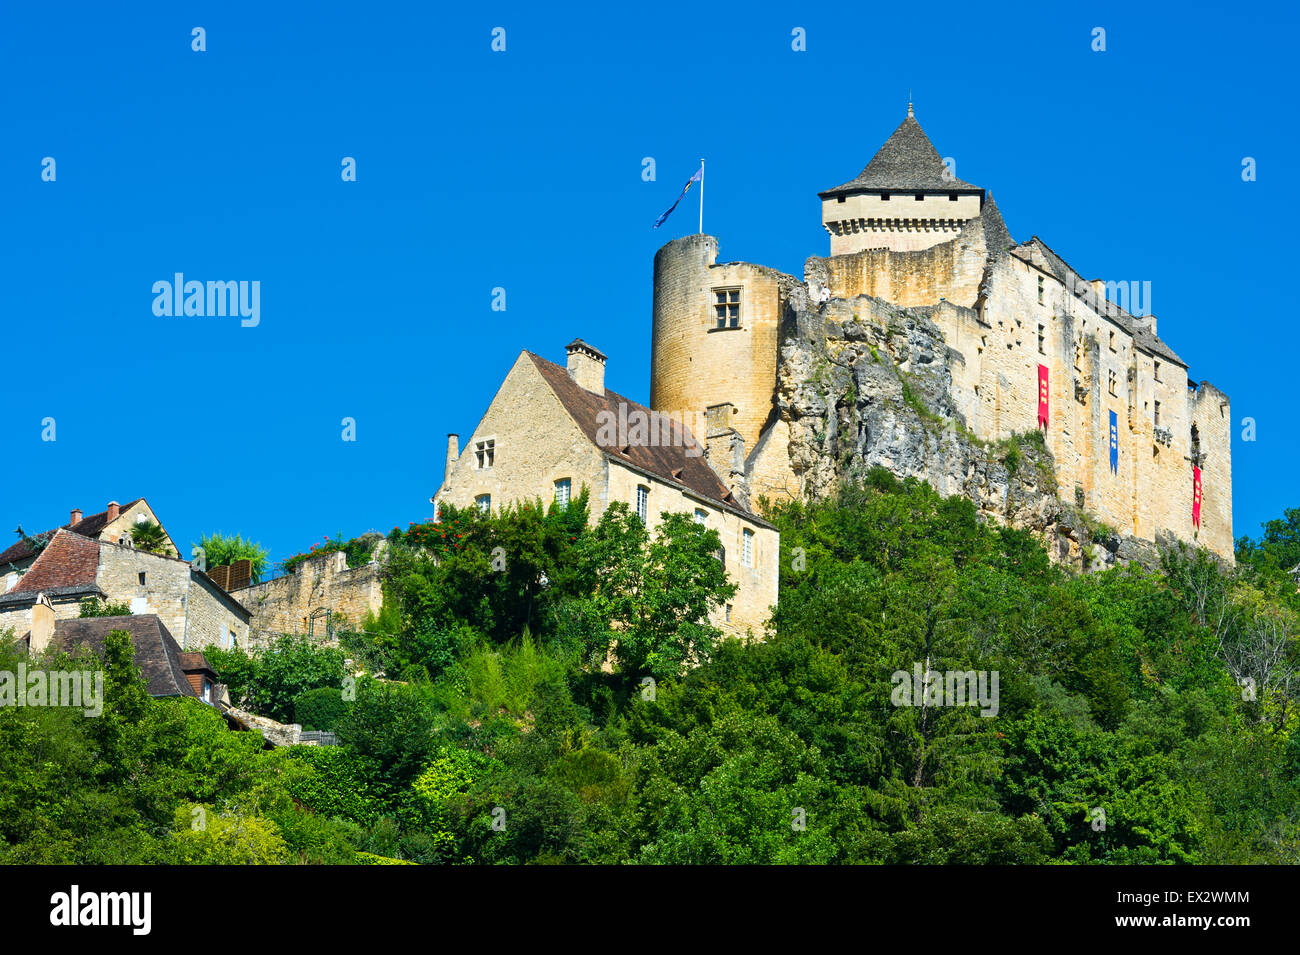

{"left": 206, "top": 634, "right": 346, "bottom": 723}
{"left": 196, "top": 531, "right": 270, "bottom": 583}
{"left": 572, "top": 503, "right": 736, "bottom": 680}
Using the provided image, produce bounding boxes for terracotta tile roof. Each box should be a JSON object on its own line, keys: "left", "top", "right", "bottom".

{"left": 819, "top": 114, "right": 983, "bottom": 198}
{"left": 0, "top": 530, "right": 103, "bottom": 605}
{"left": 0, "top": 498, "right": 145, "bottom": 565}
{"left": 49, "top": 615, "right": 198, "bottom": 698}
{"left": 525, "top": 351, "right": 774, "bottom": 528}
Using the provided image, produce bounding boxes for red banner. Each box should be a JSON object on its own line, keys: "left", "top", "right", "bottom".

{"left": 1192, "top": 466, "right": 1203, "bottom": 529}
{"left": 1037, "top": 364, "right": 1049, "bottom": 429}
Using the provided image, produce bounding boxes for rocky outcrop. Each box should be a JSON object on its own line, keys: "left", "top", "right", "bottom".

{"left": 768, "top": 287, "right": 1162, "bottom": 571}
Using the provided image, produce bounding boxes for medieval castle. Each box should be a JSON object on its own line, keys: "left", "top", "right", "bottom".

{"left": 649, "top": 106, "right": 1233, "bottom": 562}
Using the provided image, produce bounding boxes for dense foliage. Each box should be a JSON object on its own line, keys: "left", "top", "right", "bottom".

{"left": 5, "top": 471, "right": 1299, "bottom": 864}
{"left": 79, "top": 597, "right": 133, "bottom": 618}
{"left": 196, "top": 532, "right": 271, "bottom": 583}
{"left": 280, "top": 532, "right": 380, "bottom": 577}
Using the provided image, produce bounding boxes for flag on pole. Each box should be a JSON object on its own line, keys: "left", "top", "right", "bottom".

{"left": 653, "top": 165, "right": 703, "bottom": 229}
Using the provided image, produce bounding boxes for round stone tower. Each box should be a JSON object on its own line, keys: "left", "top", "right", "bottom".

{"left": 650, "top": 234, "right": 782, "bottom": 453}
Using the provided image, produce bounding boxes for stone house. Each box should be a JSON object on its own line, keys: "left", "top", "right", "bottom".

{"left": 649, "top": 107, "right": 1233, "bottom": 561}
{"left": 1, "top": 498, "right": 177, "bottom": 593}
{"left": 433, "top": 340, "right": 780, "bottom": 639}
{"left": 0, "top": 525, "right": 250, "bottom": 651}
{"left": 20, "top": 593, "right": 220, "bottom": 702}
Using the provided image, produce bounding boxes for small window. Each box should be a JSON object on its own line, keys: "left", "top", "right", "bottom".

{"left": 475, "top": 439, "right": 495, "bottom": 469}
{"left": 713, "top": 288, "right": 741, "bottom": 329}
{"left": 725, "top": 604, "right": 732, "bottom": 622}
{"left": 914, "top": 193, "right": 924, "bottom": 201}
{"left": 1108, "top": 330, "right": 1116, "bottom": 352}
{"left": 635, "top": 485, "right": 649, "bottom": 524}
{"left": 554, "top": 478, "right": 571, "bottom": 508}
{"left": 837, "top": 195, "right": 845, "bottom": 203}
{"left": 1037, "top": 275, "right": 1045, "bottom": 305}
{"left": 475, "top": 494, "right": 491, "bottom": 514}
{"left": 1154, "top": 400, "right": 1161, "bottom": 427}
{"left": 741, "top": 528, "right": 754, "bottom": 567}
{"left": 1108, "top": 371, "right": 1118, "bottom": 397}
{"left": 881, "top": 192, "right": 890, "bottom": 201}
{"left": 202, "top": 680, "right": 212, "bottom": 703}
{"left": 694, "top": 508, "right": 708, "bottom": 524}
{"left": 138, "top": 572, "right": 146, "bottom": 586}
{"left": 1037, "top": 324, "right": 1045, "bottom": 355}
{"left": 948, "top": 194, "right": 958, "bottom": 201}
{"left": 1154, "top": 360, "right": 1162, "bottom": 382}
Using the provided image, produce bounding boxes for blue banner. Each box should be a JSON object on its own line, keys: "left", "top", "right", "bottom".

{"left": 1109, "top": 410, "right": 1119, "bottom": 474}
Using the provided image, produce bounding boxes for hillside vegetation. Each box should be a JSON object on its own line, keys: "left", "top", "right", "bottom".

{"left": 3, "top": 470, "right": 1297, "bottom": 864}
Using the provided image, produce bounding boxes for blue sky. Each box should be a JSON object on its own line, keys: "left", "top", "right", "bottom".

{"left": 1, "top": 1, "right": 1294, "bottom": 566}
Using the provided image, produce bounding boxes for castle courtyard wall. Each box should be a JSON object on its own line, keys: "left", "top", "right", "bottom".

{"left": 232, "top": 550, "right": 383, "bottom": 648}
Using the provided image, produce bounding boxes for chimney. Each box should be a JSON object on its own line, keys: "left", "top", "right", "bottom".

{"left": 69, "top": 508, "right": 82, "bottom": 526}
{"left": 565, "top": 339, "right": 607, "bottom": 396}
{"left": 106, "top": 501, "right": 120, "bottom": 521}
{"left": 444, "top": 434, "right": 459, "bottom": 484}
{"left": 30, "top": 593, "right": 55, "bottom": 655}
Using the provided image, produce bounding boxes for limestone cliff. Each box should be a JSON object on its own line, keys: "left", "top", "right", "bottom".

{"left": 761, "top": 287, "right": 1166, "bottom": 571}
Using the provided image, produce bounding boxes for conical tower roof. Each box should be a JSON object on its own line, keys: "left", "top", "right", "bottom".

{"left": 819, "top": 109, "right": 983, "bottom": 198}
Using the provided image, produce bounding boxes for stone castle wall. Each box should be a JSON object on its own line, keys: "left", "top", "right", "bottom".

{"left": 665, "top": 216, "right": 1233, "bottom": 562}
{"left": 650, "top": 235, "right": 794, "bottom": 453}
{"left": 232, "top": 549, "right": 384, "bottom": 648}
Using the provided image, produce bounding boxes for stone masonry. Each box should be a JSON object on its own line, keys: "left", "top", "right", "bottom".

{"left": 650, "top": 110, "right": 1233, "bottom": 564}
{"left": 231, "top": 548, "right": 385, "bottom": 648}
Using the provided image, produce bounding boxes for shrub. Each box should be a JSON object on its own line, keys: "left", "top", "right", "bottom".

{"left": 293, "top": 687, "right": 351, "bottom": 731}
{"left": 79, "top": 598, "right": 133, "bottom": 618}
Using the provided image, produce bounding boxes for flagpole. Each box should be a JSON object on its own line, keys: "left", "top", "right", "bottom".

{"left": 699, "top": 158, "right": 704, "bottom": 234}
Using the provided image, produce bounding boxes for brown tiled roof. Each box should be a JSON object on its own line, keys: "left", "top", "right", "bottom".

{"left": 525, "top": 351, "right": 774, "bottom": 528}
{"left": 178, "top": 650, "right": 217, "bottom": 677}
{"left": 0, "top": 498, "right": 145, "bottom": 565}
{"left": 0, "top": 530, "right": 103, "bottom": 605}
{"left": 49, "top": 615, "right": 198, "bottom": 698}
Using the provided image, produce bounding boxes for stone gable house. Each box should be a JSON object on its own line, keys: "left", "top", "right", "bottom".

{"left": 1, "top": 499, "right": 177, "bottom": 592}
{"left": 434, "top": 340, "right": 779, "bottom": 638}
{"left": 0, "top": 518, "right": 250, "bottom": 651}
